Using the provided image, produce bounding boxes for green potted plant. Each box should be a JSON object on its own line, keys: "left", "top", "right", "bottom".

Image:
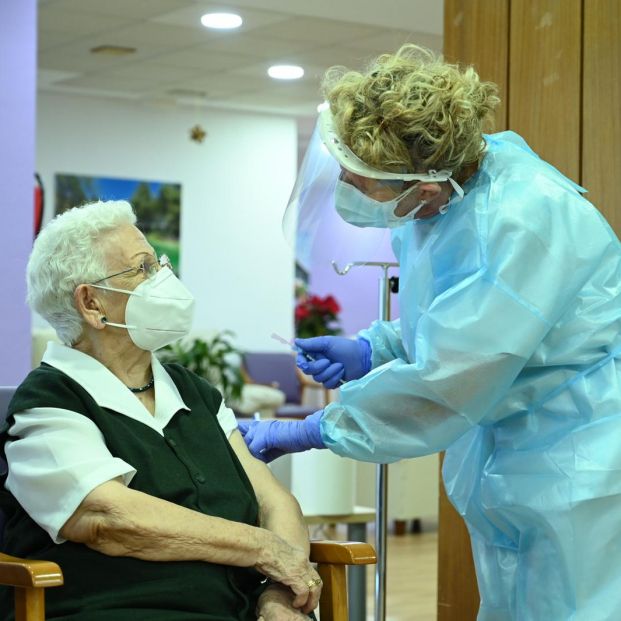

{"left": 158, "top": 331, "right": 245, "bottom": 403}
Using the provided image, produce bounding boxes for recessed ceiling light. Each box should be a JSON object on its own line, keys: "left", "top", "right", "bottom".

{"left": 200, "top": 12, "right": 243, "bottom": 29}
{"left": 268, "top": 65, "right": 304, "bottom": 80}
{"left": 90, "top": 45, "right": 136, "bottom": 56}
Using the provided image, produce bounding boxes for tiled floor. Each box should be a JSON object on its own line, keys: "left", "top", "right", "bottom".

{"left": 364, "top": 526, "right": 437, "bottom": 621}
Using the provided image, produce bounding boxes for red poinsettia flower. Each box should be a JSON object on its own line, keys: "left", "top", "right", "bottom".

{"left": 323, "top": 295, "right": 340, "bottom": 315}
{"left": 295, "top": 304, "right": 311, "bottom": 321}
{"left": 294, "top": 292, "right": 342, "bottom": 339}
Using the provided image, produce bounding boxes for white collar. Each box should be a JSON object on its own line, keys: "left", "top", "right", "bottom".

{"left": 41, "top": 342, "right": 191, "bottom": 435}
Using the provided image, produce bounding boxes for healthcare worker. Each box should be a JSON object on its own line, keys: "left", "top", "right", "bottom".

{"left": 240, "top": 45, "right": 621, "bottom": 620}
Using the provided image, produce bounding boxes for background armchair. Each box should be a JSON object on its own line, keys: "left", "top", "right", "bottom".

{"left": 242, "top": 352, "right": 329, "bottom": 419}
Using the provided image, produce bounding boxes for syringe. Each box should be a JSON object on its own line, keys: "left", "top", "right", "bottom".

{"left": 270, "top": 332, "right": 345, "bottom": 386}
{"left": 271, "top": 332, "right": 316, "bottom": 363}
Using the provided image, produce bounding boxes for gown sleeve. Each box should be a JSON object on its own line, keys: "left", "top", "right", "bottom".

{"left": 358, "top": 318, "right": 408, "bottom": 367}
{"left": 320, "top": 175, "right": 618, "bottom": 462}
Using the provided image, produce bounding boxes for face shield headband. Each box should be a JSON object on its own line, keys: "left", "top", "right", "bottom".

{"left": 317, "top": 102, "right": 464, "bottom": 200}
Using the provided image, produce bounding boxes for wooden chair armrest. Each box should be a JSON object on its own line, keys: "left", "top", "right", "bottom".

{"left": 310, "top": 541, "right": 375, "bottom": 621}
{"left": 0, "top": 553, "right": 63, "bottom": 588}
{"left": 310, "top": 540, "right": 376, "bottom": 565}
{"left": 240, "top": 366, "right": 253, "bottom": 384}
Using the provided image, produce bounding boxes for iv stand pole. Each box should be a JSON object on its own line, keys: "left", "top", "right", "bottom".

{"left": 332, "top": 260, "right": 399, "bottom": 621}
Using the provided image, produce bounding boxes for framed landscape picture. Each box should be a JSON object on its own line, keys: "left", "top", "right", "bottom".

{"left": 55, "top": 173, "right": 182, "bottom": 272}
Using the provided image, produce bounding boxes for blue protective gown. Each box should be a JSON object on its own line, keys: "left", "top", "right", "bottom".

{"left": 320, "top": 132, "right": 621, "bottom": 620}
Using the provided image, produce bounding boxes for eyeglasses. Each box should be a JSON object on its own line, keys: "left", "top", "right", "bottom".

{"left": 91, "top": 254, "right": 172, "bottom": 285}
{"left": 339, "top": 169, "right": 419, "bottom": 202}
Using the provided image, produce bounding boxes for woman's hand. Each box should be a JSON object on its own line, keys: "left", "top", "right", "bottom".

{"left": 237, "top": 411, "right": 325, "bottom": 463}
{"left": 257, "top": 583, "right": 317, "bottom": 620}
{"left": 295, "top": 336, "right": 372, "bottom": 388}
{"left": 255, "top": 534, "right": 322, "bottom": 613}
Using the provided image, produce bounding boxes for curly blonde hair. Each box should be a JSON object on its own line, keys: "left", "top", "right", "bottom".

{"left": 322, "top": 44, "right": 500, "bottom": 176}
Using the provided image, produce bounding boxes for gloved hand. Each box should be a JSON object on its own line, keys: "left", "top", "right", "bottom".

{"left": 237, "top": 410, "right": 325, "bottom": 463}
{"left": 294, "top": 336, "right": 372, "bottom": 389}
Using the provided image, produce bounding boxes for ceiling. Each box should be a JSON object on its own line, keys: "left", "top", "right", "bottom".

{"left": 38, "top": 0, "right": 444, "bottom": 120}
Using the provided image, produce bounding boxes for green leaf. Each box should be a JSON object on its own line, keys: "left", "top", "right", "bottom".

{"left": 155, "top": 332, "right": 245, "bottom": 402}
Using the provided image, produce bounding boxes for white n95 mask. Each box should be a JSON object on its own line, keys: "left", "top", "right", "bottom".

{"left": 93, "top": 268, "right": 195, "bottom": 351}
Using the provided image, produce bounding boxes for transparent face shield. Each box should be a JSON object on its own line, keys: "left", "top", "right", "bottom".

{"left": 318, "top": 101, "right": 463, "bottom": 201}
{"left": 283, "top": 124, "right": 399, "bottom": 337}
{"left": 283, "top": 123, "right": 396, "bottom": 278}
{"left": 282, "top": 105, "right": 465, "bottom": 334}
{"left": 283, "top": 105, "right": 463, "bottom": 270}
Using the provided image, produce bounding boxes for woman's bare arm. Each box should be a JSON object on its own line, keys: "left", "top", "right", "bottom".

{"left": 228, "top": 430, "right": 310, "bottom": 554}
{"left": 228, "top": 430, "right": 321, "bottom": 614}
{"left": 59, "top": 476, "right": 319, "bottom": 607}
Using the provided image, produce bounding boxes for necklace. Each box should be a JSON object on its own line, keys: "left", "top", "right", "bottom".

{"left": 128, "top": 377, "right": 154, "bottom": 393}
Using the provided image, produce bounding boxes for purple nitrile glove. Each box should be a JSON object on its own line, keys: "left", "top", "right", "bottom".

{"left": 237, "top": 410, "right": 325, "bottom": 463}
{"left": 295, "top": 336, "right": 372, "bottom": 389}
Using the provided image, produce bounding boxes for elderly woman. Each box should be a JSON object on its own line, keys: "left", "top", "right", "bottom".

{"left": 0, "top": 200, "right": 321, "bottom": 621}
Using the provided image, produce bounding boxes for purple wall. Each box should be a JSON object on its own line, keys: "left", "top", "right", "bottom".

{"left": 307, "top": 199, "right": 399, "bottom": 336}
{"left": 0, "top": 0, "right": 36, "bottom": 384}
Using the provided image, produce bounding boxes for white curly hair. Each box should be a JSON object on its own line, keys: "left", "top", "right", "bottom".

{"left": 27, "top": 200, "right": 137, "bottom": 345}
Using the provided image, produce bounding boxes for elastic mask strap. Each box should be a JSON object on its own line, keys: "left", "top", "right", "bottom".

{"left": 437, "top": 178, "right": 463, "bottom": 216}
{"left": 102, "top": 318, "right": 137, "bottom": 330}
{"left": 447, "top": 176, "right": 464, "bottom": 199}
{"left": 91, "top": 284, "right": 139, "bottom": 331}
{"left": 393, "top": 181, "right": 421, "bottom": 202}
{"left": 437, "top": 175, "right": 467, "bottom": 215}
{"left": 91, "top": 283, "right": 143, "bottom": 297}
{"left": 408, "top": 200, "right": 427, "bottom": 218}
{"left": 422, "top": 169, "right": 464, "bottom": 199}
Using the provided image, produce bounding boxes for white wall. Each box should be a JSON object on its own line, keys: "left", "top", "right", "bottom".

{"left": 36, "top": 92, "right": 297, "bottom": 351}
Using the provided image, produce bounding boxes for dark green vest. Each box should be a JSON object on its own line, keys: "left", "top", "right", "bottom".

{"left": 0, "top": 363, "right": 266, "bottom": 621}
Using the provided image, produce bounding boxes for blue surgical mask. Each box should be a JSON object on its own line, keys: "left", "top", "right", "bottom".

{"left": 334, "top": 180, "right": 427, "bottom": 229}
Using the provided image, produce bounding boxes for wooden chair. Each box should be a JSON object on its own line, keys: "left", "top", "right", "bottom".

{"left": 0, "top": 554, "right": 63, "bottom": 621}
{"left": 0, "top": 540, "right": 376, "bottom": 621}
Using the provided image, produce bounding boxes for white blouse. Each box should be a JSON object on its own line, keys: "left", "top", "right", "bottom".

{"left": 4, "top": 342, "right": 238, "bottom": 543}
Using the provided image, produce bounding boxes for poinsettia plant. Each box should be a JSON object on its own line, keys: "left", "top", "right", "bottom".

{"left": 295, "top": 292, "right": 342, "bottom": 339}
